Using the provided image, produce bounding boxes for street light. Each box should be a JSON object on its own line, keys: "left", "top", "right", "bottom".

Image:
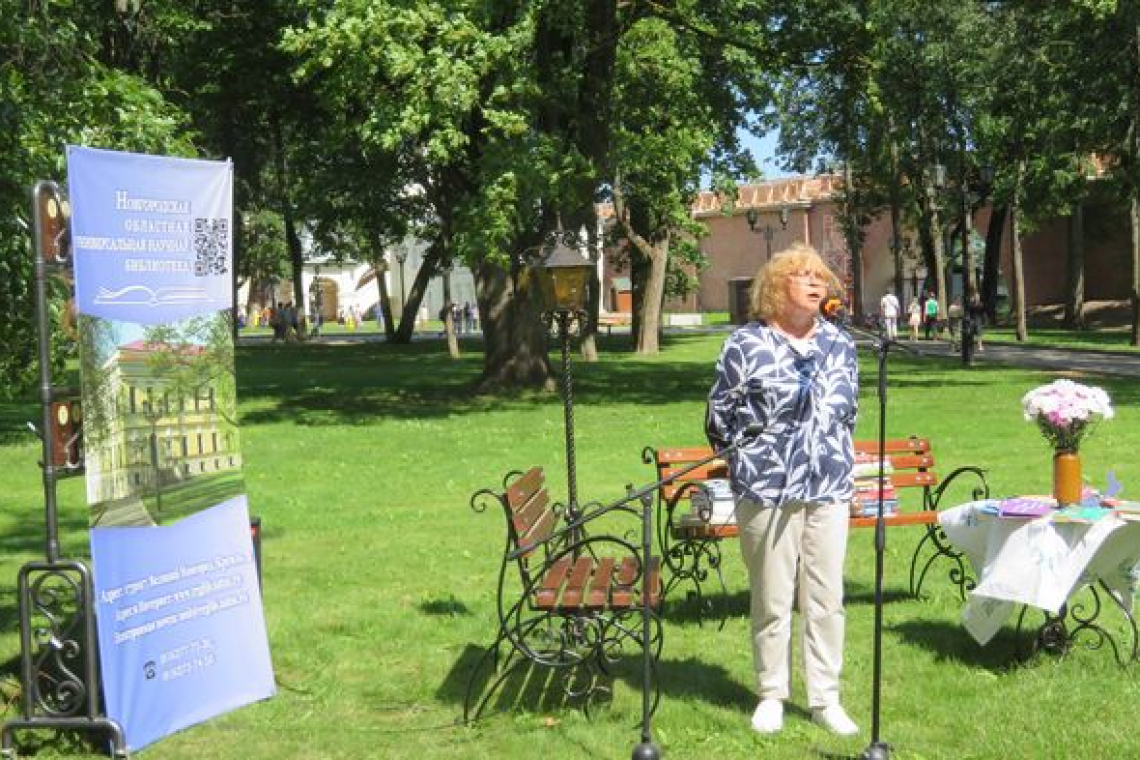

{"left": 529, "top": 227, "right": 660, "bottom": 760}
{"left": 393, "top": 249, "right": 408, "bottom": 312}
{"left": 529, "top": 230, "right": 593, "bottom": 519}
{"left": 745, "top": 206, "right": 790, "bottom": 260}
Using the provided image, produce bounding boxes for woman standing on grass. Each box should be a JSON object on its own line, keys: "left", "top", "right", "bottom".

{"left": 705, "top": 242, "right": 860, "bottom": 738}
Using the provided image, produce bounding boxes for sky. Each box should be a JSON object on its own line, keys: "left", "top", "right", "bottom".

{"left": 738, "top": 128, "right": 798, "bottom": 179}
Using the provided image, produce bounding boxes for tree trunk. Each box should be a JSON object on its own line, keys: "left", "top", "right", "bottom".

{"left": 370, "top": 256, "right": 396, "bottom": 341}
{"left": 580, "top": 223, "right": 600, "bottom": 363}
{"left": 921, "top": 170, "right": 948, "bottom": 315}
{"left": 888, "top": 135, "right": 904, "bottom": 300}
{"left": 1010, "top": 159, "right": 1028, "bottom": 341}
{"left": 442, "top": 268, "right": 459, "bottom": 358}
{"left": 982, "top": 204, "right": 1007, "bottom": 323}
{"left": 636, "top": 237, "right": 668, "bottom": 355}
{"left": 1064, "top": 201, "right": 1086, "bottom": 329}
{"left": 393, "top": 255, "right": 438, "bottom": 344}
{"left": 843, "top": 161, "right": 865, "bottom": 323}
{"left": 272, "top": 119, "right": 307, "bottom": 339}
{"left": 1130, "top": 9, "right": 1140, "bottom": 347}
{"left": 475, "top": 260, "right": 553, "bottom": 391}
{"left": 1131, "top": 194, "right": 1140, "bottom": 346}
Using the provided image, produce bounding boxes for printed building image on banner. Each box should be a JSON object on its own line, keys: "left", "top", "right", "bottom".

{"left": 78, "top": 314, "right": 244, "bottom": 527}
{"left": 68, "top": 146, "right": 274, "bottom": 752}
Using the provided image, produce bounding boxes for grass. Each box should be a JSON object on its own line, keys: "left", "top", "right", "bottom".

{"left": 1, "top": 332, "right": 1139, "bottom": 759}
{"left": 985, "top": 326, "right": 1140, "bottom": 354}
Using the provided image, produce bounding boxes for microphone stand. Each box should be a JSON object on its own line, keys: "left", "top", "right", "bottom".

{"left": 839, "top": 321, "right": 915, "bottom": 760}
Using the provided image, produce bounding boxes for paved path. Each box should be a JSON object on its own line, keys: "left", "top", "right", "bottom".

{"left": 239, "top": 328, "right": 1140, "bottom": 378}
{"left": 896, "top": 339, "right": 1140, "bottom": 379}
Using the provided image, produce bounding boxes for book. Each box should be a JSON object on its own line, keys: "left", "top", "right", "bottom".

{"left": 997, "top": 496, "right": 1054, "bottom": 519}
{"left": 1051, "top": 504, "right": 1110, "bottom": 523}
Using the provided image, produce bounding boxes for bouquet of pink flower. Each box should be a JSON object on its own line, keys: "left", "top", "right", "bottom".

{"left": 1022, "top": 379, "right": 1113, "bottom": 452}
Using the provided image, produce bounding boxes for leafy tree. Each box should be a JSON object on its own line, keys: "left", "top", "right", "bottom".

{"left": 0, "top": 0, "right": 194, "bottom": 398}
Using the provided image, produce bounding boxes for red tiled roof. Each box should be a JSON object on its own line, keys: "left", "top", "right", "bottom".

{"left": 597, "top": 175, "right": 842, "bottom": 221}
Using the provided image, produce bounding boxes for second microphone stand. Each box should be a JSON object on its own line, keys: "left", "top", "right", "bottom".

{"left": 846, "top": 324, "right": 914, "bottom": 760}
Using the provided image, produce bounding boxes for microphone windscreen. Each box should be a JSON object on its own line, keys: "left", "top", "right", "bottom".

{"left": 821, "top": 297, "right": 844, "bottom": 320}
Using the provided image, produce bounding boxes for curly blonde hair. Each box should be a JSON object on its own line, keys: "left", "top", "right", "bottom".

{"left": 748, "top": 242, "right": 841, "bottom": 322}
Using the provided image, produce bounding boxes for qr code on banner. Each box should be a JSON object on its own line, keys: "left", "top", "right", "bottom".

{"left": 193, "top": 217, "right": 229, "bottom": 276}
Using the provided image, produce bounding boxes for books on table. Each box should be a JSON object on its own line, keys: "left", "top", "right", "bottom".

{"left": 688, "top": 479, "right": 736, "bottom": 525}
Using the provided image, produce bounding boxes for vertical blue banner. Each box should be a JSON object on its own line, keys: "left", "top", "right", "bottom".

{"left": 69, "top": 146, "right": 274, "bottom": 751}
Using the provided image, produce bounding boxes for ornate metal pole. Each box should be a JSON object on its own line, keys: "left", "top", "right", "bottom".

{"left": 555, "top": 309, "right": 579, "bottom": 519}
{"left": 2, "top": 181, "right": 127, "bottom": 758}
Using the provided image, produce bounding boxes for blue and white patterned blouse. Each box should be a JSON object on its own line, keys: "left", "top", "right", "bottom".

{"left": 705, "top": 318, "right": 859, "bottom": 507}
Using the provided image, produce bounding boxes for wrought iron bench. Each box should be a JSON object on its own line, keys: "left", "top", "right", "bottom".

{"left": 463, "top": 466, "right": 663, "bottom": 722}
{"left": 643, "top": 436, "right": 990, "bottom": 624}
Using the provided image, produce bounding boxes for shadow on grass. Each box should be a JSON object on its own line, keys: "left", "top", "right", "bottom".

{"left": 437, "top": 643, "right": 608, "bottom": 720}
{"left": 890, "top": 618, "right": 1025, "bottom": 672}
{"left": 419, "top": 594, "right": 472, "bottom": 617}
{"left": 233, "top": 337, "right": 720, "bottom": 428}
{"left": 658, "top": 581, "right": 918, "bottom": 628}
{"left": 439, "top": 641, "right": 755, "bottom": 718}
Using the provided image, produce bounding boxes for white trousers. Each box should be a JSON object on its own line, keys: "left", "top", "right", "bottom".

{"left": 736, "top": 497, "right": 849, "bottom": 708}
{"left": 883, "top": 316, "right": 898, "bottom": 341}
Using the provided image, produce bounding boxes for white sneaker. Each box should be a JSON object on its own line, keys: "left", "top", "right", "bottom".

{"left": 812, "top": 704, "right": 858, "bottom": 736}
{"left": 750, "top": 698, "right": 783, "bottom": 734}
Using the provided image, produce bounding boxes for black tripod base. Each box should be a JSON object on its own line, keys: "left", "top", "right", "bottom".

{"left": 862, "top": 740, "right": 891, "bottom": 760}
{"left": 632, "top": 739, "right": 661, "bottom": 760}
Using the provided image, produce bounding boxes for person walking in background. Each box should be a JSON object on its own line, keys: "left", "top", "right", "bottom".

{"left": 923, "top": 291, "right": 939, "bottom": 340}
{"left": 967, "top": 293, "right": 986, "bottom": 352}
{"left": 705, "top": 242, "right": 860, "bottom": 738}
{"left": 947, "top": 297, "right": 963, "bottom": 348}
{"left": 906, "top": 296, "right": 921, "bottom": 341}
{"left": 879, "top": 290, "right": 900, "bottom": 341}
{"left": 270, "top": 302, "right": 284, "bottom": 343}
{"left": 462, "top": 302, "right": 474, "bottom": 333}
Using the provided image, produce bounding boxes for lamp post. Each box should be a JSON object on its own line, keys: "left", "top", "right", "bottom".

{"left": 745, "top": 206, "right": 790, "bottom": 260}
{"left": 394, "top": 249, "right": 408, "bottom": 313}
{"left": 530, "top": 231, "right": 593, "bottom": 519}
{"left": 529, "top": 227, "right": 660, "bottom": 760}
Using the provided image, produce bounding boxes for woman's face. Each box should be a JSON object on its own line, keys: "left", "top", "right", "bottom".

{"left": 782, "top": 268, "right": 828, "bottom": 320}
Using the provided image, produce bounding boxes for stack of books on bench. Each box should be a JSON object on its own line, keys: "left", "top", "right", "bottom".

{"left": 851, "top": 455, "right": 896, "bottom": 518}
{"left": 682, "top": 479, "right": 736, "bottom": 526}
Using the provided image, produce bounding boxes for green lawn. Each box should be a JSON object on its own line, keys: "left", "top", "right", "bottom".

{"left": 1, "top": 333, "right": 1138, "bottom": 759}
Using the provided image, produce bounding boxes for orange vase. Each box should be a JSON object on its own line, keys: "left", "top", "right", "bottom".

{"left": 1053, "top": 450, "right": 1082, "bottom": 506}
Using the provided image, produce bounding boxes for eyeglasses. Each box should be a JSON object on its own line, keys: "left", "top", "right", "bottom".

{"left": 788, "top": 272, "right": 827, "bottom": 285}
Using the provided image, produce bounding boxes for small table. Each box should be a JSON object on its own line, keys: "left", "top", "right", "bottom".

{"left": 939, "top": 499, "right": 1140, "bottom": 665}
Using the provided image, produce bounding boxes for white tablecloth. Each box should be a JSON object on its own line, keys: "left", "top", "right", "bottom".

{"left": 939, "top": 500, "right": 1140, "bottom": 645}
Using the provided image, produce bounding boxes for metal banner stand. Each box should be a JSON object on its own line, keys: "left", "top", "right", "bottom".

{"left": 1, "top": 181, "right": 127, "bottom": 759}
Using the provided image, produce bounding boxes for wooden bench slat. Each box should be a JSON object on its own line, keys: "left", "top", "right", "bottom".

{"left": 506, "top": 467, "right": 545, "bottom": 508}
{"left": 612, "top": 556, "right": 640, "bottom": 607}
{"left": 880, "top": 454, "right": 934, "bottom": 469}
{"left": 888, "top": 471, "right": 938, "bottom": 489}
{"left": 512, "top": 486, "right": 550, "bottom": 534}
{"left": 559, "top": 556, "right": 595, "bottom": 608}
{"left": 855, "top": 438, "right": 930, "bottom": 455}
{"left": 643, "top": 556, "right": 662, "bottom": 605}
{"left": 517, "top": 505, "right": 557, "bottom": 556}
{"left": 534, "top": 556, "right": 572, "bottom": 608}
{"left": 587, "top": 557, "right": 616, "bottom": 608}
{"left": 849, "top": 511, "right": 937, "bottom": 528}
